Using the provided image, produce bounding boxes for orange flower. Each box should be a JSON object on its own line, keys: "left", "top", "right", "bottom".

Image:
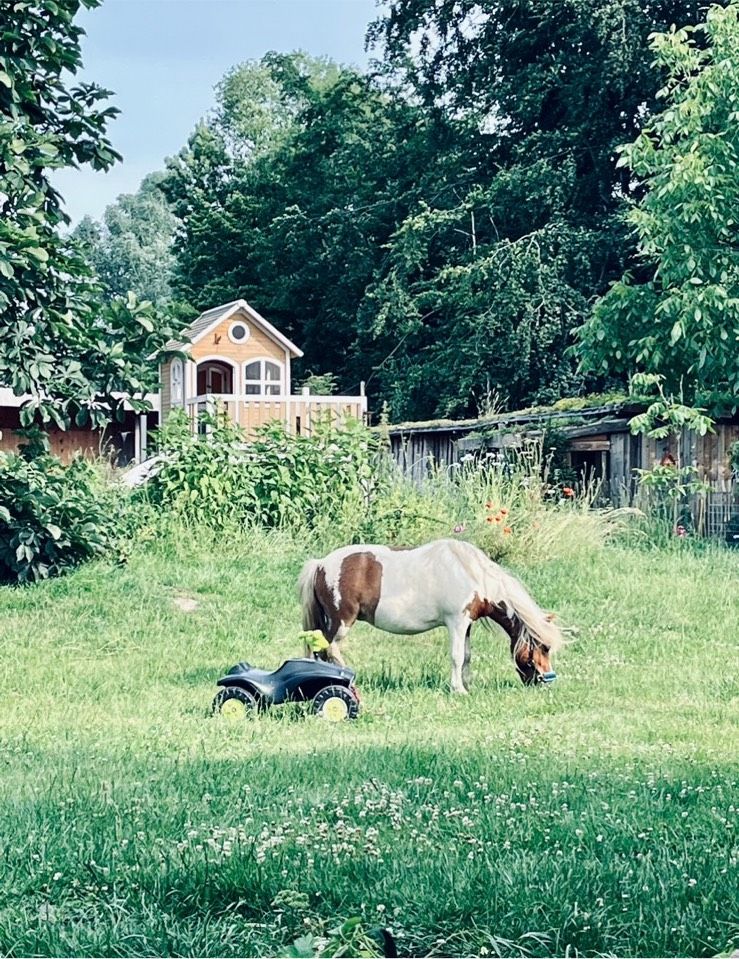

{"left": 500, "top": 507, "right": 508, "bottom": 516}
{"left": 503, "top": 526, "right": 512, "bottom": 535}
{"left": 562, "top": 486, "right": 575, "bottom": 498}
{"left": 494, "top": 515, "right": 502, "bottom": 523}
{"left": 485, "top": 501, "right": 495, "bottom": 510}
{"left": 486, "top": 516, "right": 495, "bottom": 524}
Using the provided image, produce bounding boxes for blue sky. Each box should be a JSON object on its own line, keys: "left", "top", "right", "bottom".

{"left": 55, "top": 0, "right": 379, "bottom": 224}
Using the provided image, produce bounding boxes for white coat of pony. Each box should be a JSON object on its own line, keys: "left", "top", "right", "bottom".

{"left": 298, "top": 538, "right": 563, "bottom": 692}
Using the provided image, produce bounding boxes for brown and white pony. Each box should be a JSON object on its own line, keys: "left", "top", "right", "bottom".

{"left": 298, "top": 538, "right": 563, "bottom": 693}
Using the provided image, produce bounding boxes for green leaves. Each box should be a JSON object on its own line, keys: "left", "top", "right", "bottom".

{"left": 146, "top": 409, "right": 384, "bottom": 531}
{"left": 579, "top": 3, "right": 739, "bottom": 415}
{"left": 628, "top": 374, "right": 715, "bottom": 439}
{"left": 71, "top": 172, "right": 178, "bottom": 304}
{"left": 162, "top": 3, "right": 696, "bottom": 420}
{"left": 0, "top": 450, "right": 121, "bottom": 584}
{"left": 0, "top": 0, "right": 180, "bottom": 431}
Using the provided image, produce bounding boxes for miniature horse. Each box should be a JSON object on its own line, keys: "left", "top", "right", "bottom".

{"left": 297, "top": 538, "right": 563, "bottom": 693}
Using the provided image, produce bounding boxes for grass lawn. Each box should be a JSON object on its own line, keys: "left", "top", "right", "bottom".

{"left": 0, "top": 530, "right": 737, "bottom": 957}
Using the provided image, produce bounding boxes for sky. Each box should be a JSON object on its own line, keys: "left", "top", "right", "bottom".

{"left": 54, "top": 0, "right": 379, "bottom": 225}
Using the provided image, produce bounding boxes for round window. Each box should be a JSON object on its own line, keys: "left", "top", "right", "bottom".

{"left": 228, "top": 321, "right": 250, "bottom": 344}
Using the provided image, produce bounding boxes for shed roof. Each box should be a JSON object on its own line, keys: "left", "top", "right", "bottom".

{"left": 385, "top": 399, "right": 640, "bottom": 436}
{"left": 162, "top": 299, "right": 304, "bottom": 358}
{"left": 0, "top": 387, "right": 160, "bottom": 413}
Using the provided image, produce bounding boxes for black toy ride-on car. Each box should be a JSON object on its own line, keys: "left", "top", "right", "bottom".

{"left": 212, "top": 658, "right": 360, "bottom": 722}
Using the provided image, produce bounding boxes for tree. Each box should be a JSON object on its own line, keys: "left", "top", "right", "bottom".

{"left": 358, "top": 0, "right": 705, "bottom": 417}
{"left": 0, "top": 0, "right": 182, "bottom": 429}
{"left": 215, "top": 51, "right": 341, "bottom": 161}
{"left": 161, "top": 3, "right": 707, "bottom": 422}
{"left": 163, "top": 54, "right": 436, "bottom": 384}
{"left": 370, "top": 0, "right": 702, "bottom": 221}
{"left": 578, "top": 3, "right": 739, "bottom": 415}
{"left": 164, "top": 50, "right": 592, "bottom": 417}
{"left": 73, "top": 172, "right": 177, "bottom": 304}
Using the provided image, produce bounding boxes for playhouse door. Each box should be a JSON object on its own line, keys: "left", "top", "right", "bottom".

{"left": 197, "top": 361, "right": 234, "bottom": 395}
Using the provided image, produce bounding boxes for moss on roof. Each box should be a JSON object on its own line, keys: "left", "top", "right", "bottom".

{"left": 384, "top": 392, "right": 638, "bottom": 433}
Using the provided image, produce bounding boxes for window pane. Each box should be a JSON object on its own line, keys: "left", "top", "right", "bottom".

{"left": 265, "top": 383, "right": 280, "bottom": 395}
{"left": 265, "top": 362, "right": 281, "bottom": 381}
{"left": 231, "top": 323, "right": 247, "bottom": 341}
{"left": 171, "top": 360, "right": 182, "bottom": 402}
{"left": 245, "top": 384, "right": 261, "bottom": 395}
{"left": 244, "top": 361, "right": 260, "bottom": 379}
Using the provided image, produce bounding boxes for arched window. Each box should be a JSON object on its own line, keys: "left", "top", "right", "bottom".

{"left": 170, "top": 358, "right": 184, "bottom": 405}
{"left": 243, "top": 359, "right": 283, "bottom": 396}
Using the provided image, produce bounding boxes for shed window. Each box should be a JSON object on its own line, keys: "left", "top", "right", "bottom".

{"left": 170, "top": 358, "right": 183, "bottom": 404}
{"left": 244, "top": 359, "right": 283, "bottom": 396}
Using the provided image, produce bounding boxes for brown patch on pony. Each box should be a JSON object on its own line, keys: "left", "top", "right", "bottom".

{"left": 338, "top": 552, "right": 383, "bottom": 626}
{"left": 312, "top": 566, "right": 335, "bottom": 638}
{"left": 311, "top": 553, "right": 383, "bottom": 642}
{"left": 464, "top": 593, "right": 515, "bottom": 633}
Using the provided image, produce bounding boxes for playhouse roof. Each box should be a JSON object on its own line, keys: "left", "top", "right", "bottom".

{"left": 162, "top": 299, "right": 304, "bottom": 358}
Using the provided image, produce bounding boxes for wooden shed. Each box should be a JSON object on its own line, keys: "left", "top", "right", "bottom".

{"left": 0, "top": 388, "right": 157, "bottom": 465}
{"left": 386, "top": 401, "right": 739, "bottom": 537}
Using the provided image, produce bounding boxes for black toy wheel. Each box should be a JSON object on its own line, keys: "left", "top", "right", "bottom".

{"left": 212, "top": 686, "right": 258, "bottom": 720}
{"left": 312, "top": 685, "right": 359, "bottom": 722}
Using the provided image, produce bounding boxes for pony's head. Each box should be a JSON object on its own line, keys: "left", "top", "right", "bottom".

{"left": 481, "top": 600, "right": 561, "bottom": 685}
{"left": 511, "top": 629, "right": 557, "bottom": 685}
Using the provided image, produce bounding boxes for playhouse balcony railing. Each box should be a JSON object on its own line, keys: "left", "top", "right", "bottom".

{"left": 185, "top": 389, "right": 368, "bottom": 438}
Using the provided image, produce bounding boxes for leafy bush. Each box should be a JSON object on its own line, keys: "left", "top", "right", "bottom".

{"left": 311, "top": 434, "right": 623, "bottom": 562}
{"left": 0, "top": 452, "right": 121, "bottom": 584}
{"left": 422, "top": 448, "right": 621, "bottom": 564}
{"left": 144, "top": 410, "right": 625, "bottom": 563}
{"left": 144, "top": 409, "right": 381, "bottom": 530}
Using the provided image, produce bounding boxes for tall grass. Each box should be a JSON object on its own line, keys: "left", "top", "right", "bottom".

{"left": 316, "top": 440, "right": 631, "bottom": 568}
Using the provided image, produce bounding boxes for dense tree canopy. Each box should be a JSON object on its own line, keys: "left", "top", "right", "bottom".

{"left": 155, "top": 0, "right": 707, "bottom": 421}
{"left": 361, "top": 0, "right": 703, "bottom": 416}
{"left": 163, "top": 55, "right": 443, "bottom": 390}
{"left": 71, "top": 0, "right": 736, "bottom": 423}
{"left": 578, "top": 3, "right": 739, "bottom": 414}
{"left": 0, "top": 0, "right": 182, "bottom": 429}
{"left": 370, "top": 0, "right": 701, "bottom": 217}
{"left": 73, "top": 172, "right": 177, "bottom": 304}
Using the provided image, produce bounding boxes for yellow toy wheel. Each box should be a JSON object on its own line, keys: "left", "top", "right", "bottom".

{"left": 212, "top": 686, "right": 258, "bottom": 719}
{"left": 312, "top": 685, "right": 359, "bottom": 722}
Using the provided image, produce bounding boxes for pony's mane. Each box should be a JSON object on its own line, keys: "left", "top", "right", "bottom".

{"left": 443, "top": 538, "right": 565, "bottom": 653}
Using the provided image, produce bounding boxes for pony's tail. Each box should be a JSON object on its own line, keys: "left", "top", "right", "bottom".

{"left": 495, "top": 567, "right": 565, "bottom": 653}
{"left": 297, "top": 559, "right": 324, "bottom": 633}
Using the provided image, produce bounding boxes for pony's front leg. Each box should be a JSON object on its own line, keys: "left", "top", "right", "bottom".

{"left": 447, "top": 617, "right": 472, "bottom": 694}
{"left": 327, "top": 623, "right": 350, "bottom": 668}
{"left": 463, "top": 623, "right": 472, "bottom": 690}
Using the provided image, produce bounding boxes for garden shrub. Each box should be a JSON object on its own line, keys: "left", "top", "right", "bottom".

{"left": 0, "top": 451, "right": 122, "bottom": 584}
{"left": 146, "top": 410, "right": 620, "bottom": 564}
{"left": 420, "top": 449, "right": 620, "bottom": 564}
{"left": 144, "top": 409, "right": 382, "bottom": 530}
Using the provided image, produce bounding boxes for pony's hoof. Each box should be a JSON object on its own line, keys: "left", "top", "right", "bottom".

{"left": 451, "top": 686, "right": 469, "bottom": 695}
